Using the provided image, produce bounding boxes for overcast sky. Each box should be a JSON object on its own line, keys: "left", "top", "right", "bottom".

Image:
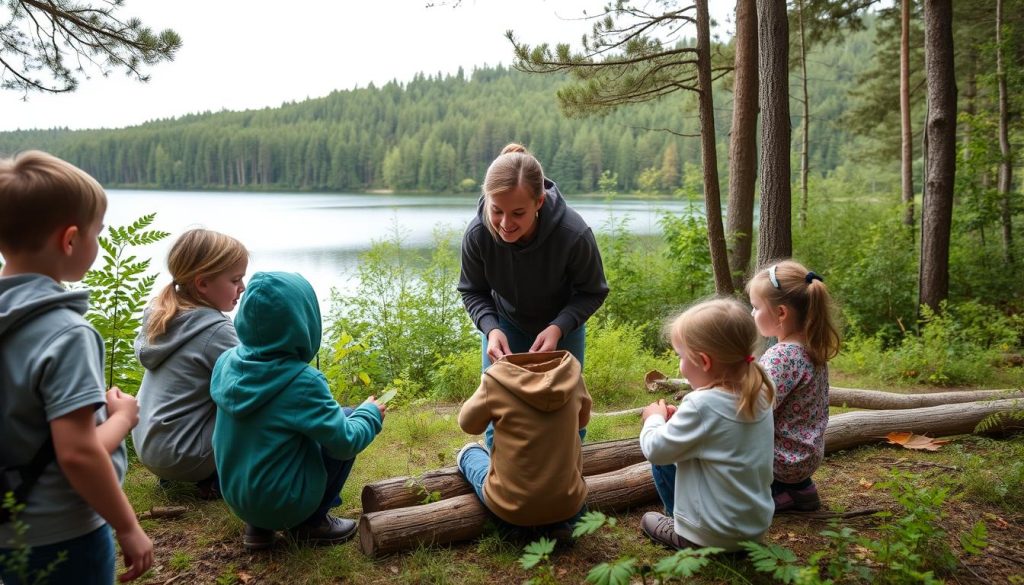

{"left": 1, "top": 1, "right": 732, "bottom": 132}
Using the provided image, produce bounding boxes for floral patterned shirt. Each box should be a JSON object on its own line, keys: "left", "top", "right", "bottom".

{"left": 759, "top": 342, "right": 829, "bottom": 483}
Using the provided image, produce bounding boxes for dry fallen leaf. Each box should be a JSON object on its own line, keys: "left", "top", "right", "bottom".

{"left": 238, "top": 571, "right": 255, "bottom": 584}
{"left": 885, "top": 431, "right": 951, "bottom": 451}
{"left": 858, "top": 478, "right": 874, "bottom": 489}
{"left": 983, "top": 512, "right": 1010, "bottom": 530}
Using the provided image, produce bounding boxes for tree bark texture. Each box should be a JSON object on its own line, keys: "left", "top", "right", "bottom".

{"left": 359, "top": 399, "right": 1022, "bottom": 555}
{"left": 829, "top": 388, "right": 1023, "bottom": 409}
{"left": 359, "top": 461, "right": 657, "bottom": 557}
{"left": 646, "top": 381, "right": 1019, "bottom": 410}
{"left": 361, "top": 439, "right": 648, "bottom": 513}
{"left": 823, "top": 399, "right": 1022, "bottom": 451}
{"left": 695, "top": 0, "right": 734, "bottom": 295}
{"left": 919, "top": 0, "right": 957, "bottom": 314}
{"left": 797, "top": 0, "right": 810, "bottom": 230}
{"left": 756, "top": 0, "right": 793, "bottom": 268}
{"left": 726, "top": 0, "right": 759, "bottom": 290}
{"left": 996, "top": 0, "right": 1015, "bottom": 266}
{"left": 900, "top": 0, "right": 916, "bottom": 229}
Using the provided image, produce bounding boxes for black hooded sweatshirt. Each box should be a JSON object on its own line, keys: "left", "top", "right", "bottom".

{"left": 458, "top": 179, "right": 609, "bottom": 337}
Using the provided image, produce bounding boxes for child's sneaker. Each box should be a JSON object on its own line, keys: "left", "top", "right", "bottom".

{"left": 773, "top": 482, "right": 821, "bottom": 513}
{"left": 456, "top": 442, "right": 486, "bottom": 472}
{"left": 640, "top": 512, "right": 699, "bottom": 550}
{"left": 243, "top": 524, "right": 276, "bottom": 551}
{"left": 289, "top": 514, "right": 358, "bottom": 545}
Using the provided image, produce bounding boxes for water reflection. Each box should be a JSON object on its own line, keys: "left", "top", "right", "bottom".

{"left": 101, "top": 189, "right": 702, "bottom": 307}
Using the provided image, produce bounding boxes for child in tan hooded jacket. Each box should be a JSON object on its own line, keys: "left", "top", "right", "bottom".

{"left": 457, "top": 350, "right": 591, "bottom": 532}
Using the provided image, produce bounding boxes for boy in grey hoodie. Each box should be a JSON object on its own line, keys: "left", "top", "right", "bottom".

{"left": 0, "top": 151, "right": 152, "bottom": 583}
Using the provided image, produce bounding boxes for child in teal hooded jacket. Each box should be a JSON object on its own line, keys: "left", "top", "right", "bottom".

{"left": 210, "top": 272, "right": 385, "bottom": 550}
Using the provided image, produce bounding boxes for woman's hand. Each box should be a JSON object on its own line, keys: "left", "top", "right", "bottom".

{"left": 487, "top": 329, "right": 512, "bottom": 363}
{"left": 529, "top": 324, "right": 562, "bottom": 353}
{"left": 641, "top": 399, "right": 671, "bottom": 422}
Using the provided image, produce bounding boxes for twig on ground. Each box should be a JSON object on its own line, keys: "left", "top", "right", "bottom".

{"left": 775, "top": 507, "right": 885, "bottom": 520}
{"left": 866, "top": 456, "right": 960, "bottom": 471}
{"left": 137, "top": 505, "right": 188, "bottom": 520}
{"left": 593, "top": 407, "right": 643, "bottom": 417}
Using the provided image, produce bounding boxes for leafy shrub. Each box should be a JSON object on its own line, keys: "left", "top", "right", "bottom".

{"left": 584, "top": 321, "right": 676, "bottom": 407}
{"left": 428, "top": 349, "right": 482, "bottom": 403}
{"left": 327, "top": 225, "right": 476, "bottom": 398}
{"left": 834, "top": 300, "right": 1023, "bottom": 386}
{"left": 593, "top": 207, "right": 712, "bottom": 351}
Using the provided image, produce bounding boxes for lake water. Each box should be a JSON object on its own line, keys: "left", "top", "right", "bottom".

{"left": 101, "top": 189, "right": 703, "bottom": 308}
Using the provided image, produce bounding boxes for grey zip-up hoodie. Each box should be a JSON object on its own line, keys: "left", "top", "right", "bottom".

{"left": 132, "top": 307, "right": 237, "bottom": 481}
{"left": 458, "top": 179, "right": 609, "bottom": 337}
{"left": 0, "top": 274, "right": 126, "bottom": 547}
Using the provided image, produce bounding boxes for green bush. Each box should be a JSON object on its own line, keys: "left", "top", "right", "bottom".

{"left": 327, "top": 225, "right": 477, "bottom": 398}
{"left": 429, "top": 349, "right": 482, "bottom": 403}
{"left": 834, "top": 300, "right": 1023, "bottom": 386}
{"left": 584, "top": 321, "right": 676, "bottom": 408}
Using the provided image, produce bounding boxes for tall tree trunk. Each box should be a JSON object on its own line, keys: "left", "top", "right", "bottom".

{"left": 900, "top": 0, "right": 915, "bottom": 230}
{"left": 996, "top": 0, "right": 1015, "bottom": 266}
{"left": 727, "top": 0, "right": 759, "bottom": 290}
{"left": 696, "top": 0, "right": 734, "bottom": 294}
{"left": 797, "top": 0, "right": 810, "bottom": 230}
{"left": 919, "top": 0, "right": 957, "bottom": 314}
{"left": 756, "top": 0, "right": 792, "bottom": 268}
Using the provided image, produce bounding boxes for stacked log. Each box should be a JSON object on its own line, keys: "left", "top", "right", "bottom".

{"left": 361, "top": 438, "right": 646, "bottom": 513}
{"left": 358, "top": 389, "right": 1022, "bottom": 556}
{"left": 359, "top": 461, "right": 656, "bottom": 557}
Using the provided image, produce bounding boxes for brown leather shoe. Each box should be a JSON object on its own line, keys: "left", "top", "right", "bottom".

{"left": 640, "top": 512, "right": 700, "bottom": 550}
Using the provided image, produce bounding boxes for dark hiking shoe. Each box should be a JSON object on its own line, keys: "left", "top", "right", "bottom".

{"left": 773, "top": 482, "right": 822, "bottom": 513}
{"left": 195, "top": 476, "right": 222, "bottom": 500}
{"left": 289, "top": 515, "right": 358, "bottom": 545}
{"left": 243, "top": 524, "right": 276, "bottom": 551}
{"left": 640, "top": 512, "right": 700, "bottom": 550}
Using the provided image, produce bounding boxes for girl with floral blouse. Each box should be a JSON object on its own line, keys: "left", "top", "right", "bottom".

{"left": 747, "top": 259, "right": 841, "bottom": 512}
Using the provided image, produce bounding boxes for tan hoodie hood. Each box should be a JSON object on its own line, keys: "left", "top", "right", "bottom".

{"left": 458, "top": 350, "right": 592, "bottom": 526}
{"left": 483, "top": 351, "right": 579, "bottom": 413}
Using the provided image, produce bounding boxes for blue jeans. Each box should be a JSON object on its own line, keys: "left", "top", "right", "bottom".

{"left": 481, "top": 318, "right": 587, "bottom": 449}
{"left": 297, "top": 407, "right": 357, "bottom": 528}
{"left": 651, "top": 463, "right": 676, "bottom": 516}
{"left": 0, "top": 524, "right": 114, "bottom": 585}
{"left": 458, "top": 445, "right": 586, "bottom": 530}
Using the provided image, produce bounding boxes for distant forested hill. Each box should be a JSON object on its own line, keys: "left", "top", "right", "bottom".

{"left": 0, "top": 27, "right": 875, "bottom": 194}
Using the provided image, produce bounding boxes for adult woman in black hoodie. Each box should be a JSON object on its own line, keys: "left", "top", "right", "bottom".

{"left": 457, "top": 143, "right": 609, "bottom": 373}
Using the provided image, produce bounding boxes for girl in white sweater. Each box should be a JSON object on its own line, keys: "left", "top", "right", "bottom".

{"left": 639, "top": 298, "right": 777, "bottom": 551}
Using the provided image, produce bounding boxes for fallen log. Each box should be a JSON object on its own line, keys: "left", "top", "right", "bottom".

{"left": 642, "top": 374, "right": 1021, "bottom": 410}
{"left": 829, "top": 387, "right": 1022, "bottom": 410}
{"left": 366, "top": 398, "right": 1023, "bottom": 513}
{"left": 358, "top": 461, "right": 656, "bottom": 557}
{"left": 823, "top": 398, "right": 1023, "bottom": 452}
{"left": 361, "top": 439, "right": 647, "bottom": 512}
{"left": 358, "top": 399, "right": 1023, "bottom": 555}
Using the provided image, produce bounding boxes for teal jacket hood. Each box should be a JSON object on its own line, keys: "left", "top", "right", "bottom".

{"left": 211, "top": 272, "right": 321, "bottom": 417}
{"left": 209, "top": 272, "right": 383, "bottom": 529}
